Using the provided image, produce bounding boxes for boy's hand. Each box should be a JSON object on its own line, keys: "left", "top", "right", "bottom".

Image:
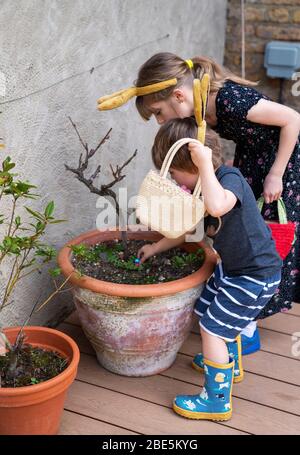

{"left": 188, "top": 141, "right": 212, "bottom": 169}
{"left": 137, "top": 244, "right": 157, "bottom": 264}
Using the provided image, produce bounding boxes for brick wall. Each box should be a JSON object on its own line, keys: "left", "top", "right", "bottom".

{"left": 221, "top": 0, "right": 300, "bottom": 160}
{"left": 225, "top": 0, "right": 300, "bottom": 108}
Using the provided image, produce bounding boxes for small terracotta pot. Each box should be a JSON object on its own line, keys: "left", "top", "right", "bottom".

{"left": 0, "top": 326, "right": 80, "bottom": 435}
{"left": 58, "top": 227, "right": 217, "bottom": 376}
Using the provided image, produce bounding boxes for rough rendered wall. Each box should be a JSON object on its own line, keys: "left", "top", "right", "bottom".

{"left": 0, "top": 0, "right": 227, "bottom": 327}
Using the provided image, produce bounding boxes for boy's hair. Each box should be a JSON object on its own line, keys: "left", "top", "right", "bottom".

{"left": 136, "top": 52, "right": 258, "bottom": 120}
{"left": 152, "top": 118, "right": 224, "bottom": 173}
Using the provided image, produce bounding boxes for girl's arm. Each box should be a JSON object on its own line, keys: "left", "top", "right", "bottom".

{"left": 188, "top": 143, "right": 237, "bottom": 217}
{"left": 247, "top": 99, "right": 300, "bottom": 203}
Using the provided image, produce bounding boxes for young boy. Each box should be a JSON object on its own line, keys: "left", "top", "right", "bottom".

{"left": 137, "top": 117, "right": 282, "bottom": 421}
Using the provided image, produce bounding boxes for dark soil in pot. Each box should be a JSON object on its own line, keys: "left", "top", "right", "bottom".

{"left": 0, "top": 345, "right": 68, "bottom": 388}
{"left": 71, "top": 239, "right": 205, "bottom": 285}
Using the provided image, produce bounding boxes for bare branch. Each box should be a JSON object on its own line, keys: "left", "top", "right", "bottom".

{"left": 66, "top": 120, "right": 137, "bottom": 253}
{"left": 68, "top": 116, "right": 88, "bottom": 153}
{"left": 89, "top": 128, "right": 112, "bottom": 158}
{"left": 102, "top": 149, "right": 138, "bottom": 191}
{"left": 90, "top": 164, "right": 101, "bottom": 181}
{"left": 65, "top": 122, "right": 137, "bottom": 219}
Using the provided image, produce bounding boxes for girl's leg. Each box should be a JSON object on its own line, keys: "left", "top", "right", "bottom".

{"left": 240, "top": 321, "right": 260, "bottom": 356}
{"left": 241, "top": 321, "right": 257, "bottom": 337}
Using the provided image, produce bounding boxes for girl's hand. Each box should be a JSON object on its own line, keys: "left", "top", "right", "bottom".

{"left": 263, "top": 172, "right": 283, "bottom": 204}
{"left": 137, "top": 244, "right": 157, "bottom": 264}
{"left": 188, "top": 141, "right": 212, "bottom": 169}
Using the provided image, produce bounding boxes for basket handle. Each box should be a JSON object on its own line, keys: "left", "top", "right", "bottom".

{"left": 160, "top": 138, "right": 202, "bottom": 198}
{"left": 257, "top": 197, "right": 288, "bottom": 224}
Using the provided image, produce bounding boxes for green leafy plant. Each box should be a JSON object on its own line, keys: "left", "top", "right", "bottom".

{"left": 0, "top": 150, "right": 75, "bottom": 386}
{"left": 70, "top": 242, "right": 146, "bottom": 273}
{"left": 0, "top": 155, "right": 67, "bottom": 310}
{"left": 171, "top": 251, "right": 204, "bottom": 269}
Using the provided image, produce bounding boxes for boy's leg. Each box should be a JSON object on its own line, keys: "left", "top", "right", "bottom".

{"left": 193, "top": 335, "right": 244, "bottom": 382}
{"left": 194, "top": 269, "right": 281, "bottom": 378}
{"left": 201, "top": 326, "right": 229, "bottom": 365}
{"left": 173, "top": 328, "right": 234, "bottom": 421}
{"left": 193, "top": 263, "right": 244, "bottom": 381}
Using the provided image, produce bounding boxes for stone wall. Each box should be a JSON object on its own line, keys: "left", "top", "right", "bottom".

{"left": 225, "top": 0, "right": 300, "bottom": 106}
{"left": 0, "top": 0, "right": 227, "bottom": 327}
{"left": 222, "top": 0, "right": 300, "bottom": 160}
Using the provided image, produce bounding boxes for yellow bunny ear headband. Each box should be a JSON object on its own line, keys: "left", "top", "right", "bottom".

{"left": 97, "top": 68, "right": 210, "bottom": 144}
{"left": 193, "top": 73, "right": 210, "bottom": 144}
{"left": 97, "top": 79, "right": 177, "bottom": 111}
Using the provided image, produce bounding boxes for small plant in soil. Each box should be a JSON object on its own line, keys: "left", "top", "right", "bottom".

{"left": 0, "top": 338, "right": 68, "bottom": 388}
{"left": 0, "top": 149, "right": 72, "bottom": 388}
{"left": 71, "top": 240, "right": 205, "bottom": 285}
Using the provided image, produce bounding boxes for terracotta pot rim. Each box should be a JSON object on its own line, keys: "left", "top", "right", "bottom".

{"left": 0, "top": 326, "right": 80, "bottom": 396}
{"left": 57, "top": 227, "right": 217, "bottom": 297}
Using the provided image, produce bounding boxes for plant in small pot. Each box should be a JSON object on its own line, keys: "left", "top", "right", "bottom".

{"left": 0, "top": 150, "right": 80, "bottom": 435}
{"left": 58, "top": 120, "right": 217, "bottom": 377}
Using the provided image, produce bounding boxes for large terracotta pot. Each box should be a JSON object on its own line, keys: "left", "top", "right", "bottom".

{"left": 0, "top": 326, "right": 80, "bottom": 435}
{"left": 58, "top": 228, "right": 216, "bottom": 377}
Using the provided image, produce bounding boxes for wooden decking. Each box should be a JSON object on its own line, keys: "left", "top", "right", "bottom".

{"left": 57, "top": 305, "right": 300, "bottom": 435}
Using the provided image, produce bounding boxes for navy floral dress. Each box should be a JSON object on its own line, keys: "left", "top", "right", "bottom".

{"left": 214, "top": 80, "right": 300, "bottom": 319}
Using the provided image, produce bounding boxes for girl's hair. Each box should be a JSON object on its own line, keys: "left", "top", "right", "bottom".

{"left": 152, "top": 117, "right": 224, "bottom": 173}
{"left": 136, "top": 52, "right": 258, "bottom": 120}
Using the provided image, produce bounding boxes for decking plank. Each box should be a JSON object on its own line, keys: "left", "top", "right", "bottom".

{"left": 162, "top": 354, "right": 300, "bottom": 416}
{"left": 258, "top": 313, "right": 300, "bottom": 335}
{"left": 59, "top": 410, "right": 138, "bottom": 435}
{"left": 192, "top": 312, "right": 300, "bottom": 337}
{"left": 75, "top": 353, "right": 300, "bottom": 435}
{"left": 65, "top": 380, "right": 246, "bottom": 435}
{"left": 182, "top": 333, "right": 300, "bottom": 385}
{"left": 289, "top": 303, "right": 300, "bottom": 317}
{"left": 58, "top": 311, "right": 300, "bottom": 435}
{"left": 191, "top": 319, "right": 299, "bottom": 360}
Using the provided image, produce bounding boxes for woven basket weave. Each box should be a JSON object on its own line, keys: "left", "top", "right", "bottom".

{"left": 257, "top": 197, "right": 296, "bottom": 260}
{"left": 136, "top": 138, "right": 205, "bottom": 239}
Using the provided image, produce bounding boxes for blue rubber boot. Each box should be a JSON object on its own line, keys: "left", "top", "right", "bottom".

{"left": 241, "top": 328, "right": 261, "bottom": 356}
{"left": 173, "top": 358, "right": 234, "bottom": 421}
{"left": 192, "top": 336, "right": 244, "bottom": 383}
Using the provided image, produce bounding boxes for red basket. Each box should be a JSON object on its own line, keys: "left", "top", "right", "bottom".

{"left": 257, "top": 197, "right": 296, "bottom": 260}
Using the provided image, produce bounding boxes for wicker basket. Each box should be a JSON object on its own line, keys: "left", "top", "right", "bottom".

{"left": 257, "top": 197, "right": 296, "bottom": 260}
{"left": 136, "top": 138, "right": 205, "bottom": 239}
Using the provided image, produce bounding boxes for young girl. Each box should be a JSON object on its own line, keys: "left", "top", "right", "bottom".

{"left": 134, "top": 52, "right": 300, "bottom": 354}
{"left": 138, "top": 117, "right": 282, "bottom": 421}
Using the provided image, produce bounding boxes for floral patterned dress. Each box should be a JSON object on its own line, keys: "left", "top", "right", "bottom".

{"left": 214, "top": 80, "right": 300, "bottom": 319}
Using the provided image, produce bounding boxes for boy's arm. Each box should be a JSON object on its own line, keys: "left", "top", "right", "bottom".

{"left": 153, "top": 233, "right": 186, "bottom": 254}
{"left": 138, "top": 234, "right": 186, "bottom": 263}
{"left": 188, "top": 143, "right": 237, "bottom": 217}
